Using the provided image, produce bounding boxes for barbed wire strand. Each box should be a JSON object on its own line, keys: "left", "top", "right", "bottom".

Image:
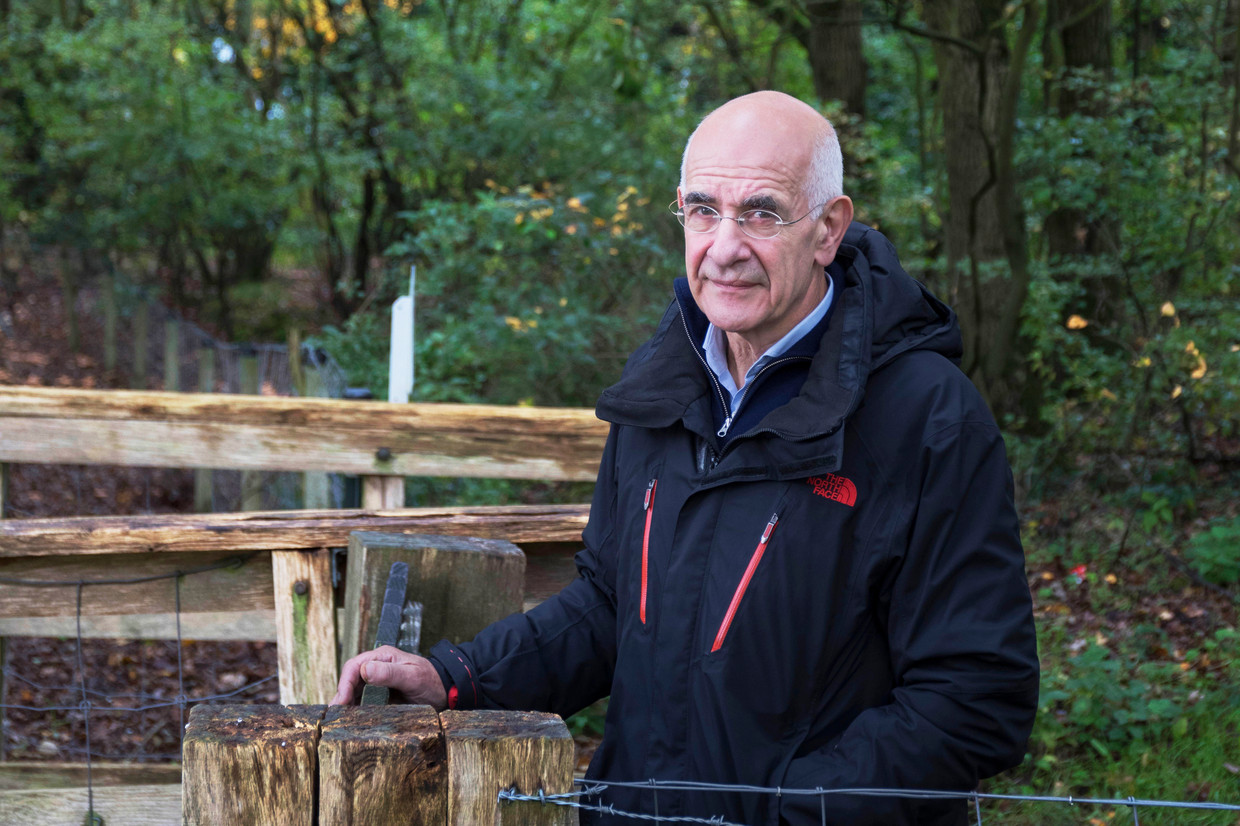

{"left": 501, "top": 781, "right": 1240, "bottom": 824}
{"left": 0, "top": 672, "right": 277, "bottom": 713}
{"left": 73, "top": 581, "right": 100, "bottom": 826}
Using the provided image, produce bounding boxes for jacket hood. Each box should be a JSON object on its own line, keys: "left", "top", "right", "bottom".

{"left": 596, "top": 222, "right": 961, "bottom": 463}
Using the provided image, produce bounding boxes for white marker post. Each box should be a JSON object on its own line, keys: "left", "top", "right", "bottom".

{"left": 388, "top": 266, "right": 415, "bottom": 404}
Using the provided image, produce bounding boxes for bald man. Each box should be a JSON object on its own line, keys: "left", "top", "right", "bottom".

{"left": 335, "top": 92, "right": 1039, "bottom": 825}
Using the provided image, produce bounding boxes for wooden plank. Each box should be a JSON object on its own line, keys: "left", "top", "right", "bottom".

{"left": 0, "top": 551, "right": 273, "bottom": 618}
{"left": 341, "top": 533, "right": 525, "bottom": 665}
{"left": 318, "top": 705, "right": 445, "bottom": 825}
{"left": 362, "top": 475, "right": 404, "bottom": 509}
{"left": 0, "top": 610, "right": 276, "bottom": 641}
{"left": 182, "top": 704, "right": 324, "bottom": 826}
{"left": 0, "top": 504, "right": 590, "bottom": 558}
{"left": 273, "top": 550, "right": 337, "bottom": 705}
{"left": 0, "top": 762, "right": 181, "bottom": 791}
{"left": 441, "top": 710, "right": 576, "bottom": 826}
{"left": 0, "top": 783, "right": 181, "bottom": 825}
{"left": 0, "top": 387, "right": 607, "bottom": 479}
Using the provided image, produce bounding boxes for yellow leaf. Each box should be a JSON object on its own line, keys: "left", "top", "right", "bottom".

{"left": 1105, "top": 574, "right": 1118, "bottom": 584}
{"left": 1100, "top": 389, "right": 1117, "bottom": 400}
{"left": 1136, "top": 356, "right": 1152, "bottom": 368}
{"left": 1066, "top": 315, "right": 1089, "bottom": 330}
{"left": 1171, "top": 384, "right": 1183, "bottom": 399}
{"left": 1160, "top": 301, "right": 1176, "bottom": 317}
{"left": 608, "top": 247, "right": 619, "bottom": 256}
{"left": 559, "top": 297, "right": 568, "bottom": 307}
{"left": 505, "top": 316, "right": 522, "bottom": 331}
{"left": 1191, "top": 356, "right": 1207, "bottom": 380}
{"left": 1185, "top": 340, "right": 1198, "bottom": 355}
{"left": 514, "top": 213, "right": 524, "bottom": 225}
{"left": 565, "top": 224, "right": 578, "bottom": 235}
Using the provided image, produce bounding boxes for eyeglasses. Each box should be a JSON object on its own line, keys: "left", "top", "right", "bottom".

{"left": 669, "top": 201, "right": 825, "bottom": 240}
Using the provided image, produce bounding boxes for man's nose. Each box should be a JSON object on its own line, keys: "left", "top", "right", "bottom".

{"left": 706, "top": 216, "right": 753, "bottom": 264}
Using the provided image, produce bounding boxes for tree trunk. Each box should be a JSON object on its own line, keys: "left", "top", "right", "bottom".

{"left": 805, "top": 0, "right": 867, "bottom": 116}
{"left": 921, "top": 0, "right": 1036, "bottom": 413}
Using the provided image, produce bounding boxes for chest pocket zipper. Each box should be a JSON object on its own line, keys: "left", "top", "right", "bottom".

{"left": 641, "top": 478, "right": 658, "bottom": 625}
{"left": 710, "top": 513, "right": 780, "bottom": 652}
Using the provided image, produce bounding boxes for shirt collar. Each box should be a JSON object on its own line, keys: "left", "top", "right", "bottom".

{"left": 702, "top": 273, "right": 835, "bottom": 405}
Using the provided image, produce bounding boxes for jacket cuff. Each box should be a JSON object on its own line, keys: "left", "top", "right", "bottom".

{"left": 429, "top": 640, "right": 481, "bottom": 710}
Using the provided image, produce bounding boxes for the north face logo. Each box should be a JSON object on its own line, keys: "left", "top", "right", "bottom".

{"left": 807, "top": 474, "right": 857, "bottom": 507}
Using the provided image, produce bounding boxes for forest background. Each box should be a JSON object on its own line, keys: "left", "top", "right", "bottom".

{"left": 1, "top": 0, "right": 1239, "bottom": 821}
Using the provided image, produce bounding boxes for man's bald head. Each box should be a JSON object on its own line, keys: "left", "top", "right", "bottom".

{"left": 679, "top": 92, "right": 844, "bottom": 218}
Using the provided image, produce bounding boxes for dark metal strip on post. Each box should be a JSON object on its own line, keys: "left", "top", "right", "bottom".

{"left": 360, "top": 561, "right": 408, "bottom": 706}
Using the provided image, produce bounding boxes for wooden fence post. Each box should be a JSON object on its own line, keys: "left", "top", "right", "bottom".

{"left": 194, "top": 347, "right": 215, "bottom": 513}
{"left": 302, "top": 368, "right": 331, "bottom": 509}
{"left": 131, "top": 299, "right": 148, "bottom": 389}
{"left": 318, "top": 705, "right": 446, "bottom": 825}
{"left": 362, "top": 475, "right": 404, "bottom": 509}
{"left": 163, "top": 319, "right": 179, "bottom": 391}
{"left": 239, "top": 349, "right": 263, "bottom": 511}
{"left": 340, "top": 532, "right": 525, "bottom": 665}
{"left": 182, "top": 704, "right": 325, "bottom": 826}
{"left": 103, "top": 275, "right": 117, "bottom": 373}
{"left": 442, "top": 710, "right": 576, "bottom": 826}
{"left": 272, "top": 549, "right": 338, "bottom": 705}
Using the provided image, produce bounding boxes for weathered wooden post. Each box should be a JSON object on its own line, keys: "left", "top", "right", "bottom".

{"left": 182, "top": 704, "right": 325, "bottom": 826}
{"left": 340, "top": 532, "right": 526, "bottom": 665}
{"left": 442, "top": 710, "right": 577, "bottom": 826}
{"left": 273, "top": 548, "right": 338, "bottom": 705}
{"left": 183, "top": 706, "right": 574, "bottom": 826}
{"left": 318, "top": 705, "right": 446, "bottom": 824}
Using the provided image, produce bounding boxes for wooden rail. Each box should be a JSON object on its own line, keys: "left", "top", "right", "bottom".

{"left": 0, "top": 386, "right": 608, "bottom": 480}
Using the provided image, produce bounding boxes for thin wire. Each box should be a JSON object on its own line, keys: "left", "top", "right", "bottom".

{"left": 0, "top": 674, "right": 278, "bottom": 712}
{"left": 175, "top": 572, "right": 186, "bottom": 737}
{"left": 0, "top": 553, "right": 255, "bottom": 587}
{"left": 973, "top": 791, "right": 983, "bottom": 825}
{"left": 74, "top": 582, "right": 94, "bottom": 821}
{"left": 1130, "top": 796, "right": 1140, "bottom": 825}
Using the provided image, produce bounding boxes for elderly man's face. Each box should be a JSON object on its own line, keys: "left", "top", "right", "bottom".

{"left": 679, "top": 127, "right": 834, "bottom": 357}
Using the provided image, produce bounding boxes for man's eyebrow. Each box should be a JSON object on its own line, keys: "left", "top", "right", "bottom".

{"left": 740, "top": 193, "right": 782, "bottom": 213}
{"left": 682, "top": 191, "right": 715, "bottom": 206}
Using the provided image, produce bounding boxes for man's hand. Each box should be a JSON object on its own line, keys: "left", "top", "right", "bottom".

{"left": 330, "top": 646, "right": 449, "bottom": 710}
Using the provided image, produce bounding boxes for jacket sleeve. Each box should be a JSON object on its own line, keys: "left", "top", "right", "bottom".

{"left": 428, "top": 426, "right": 621, "bottom": 718}
{"left": 780, "top": 420, "right": 1040, "bottom": 825}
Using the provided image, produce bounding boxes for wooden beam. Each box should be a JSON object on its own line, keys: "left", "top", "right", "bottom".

{"left": 0, "top": 610, "right": 276, "bottom": 640}
{"left": 0, "top": 505, "right": 590, "bottom": 558}
{"left": 0, "top": 783, "right": 181, "bottom": 825}
{"left": 441, "top": 710, "right": 576, "bottom": 826}
{"left": 182, "top": 704, "right": 324, "bottom": 826}
{"left": 318, "top": 705, "right": 445, "bottom": 825}
{"left": 273, "top": 550, "right": 338, "bottom": 705}
{"left": 340, "top": 533, "right": 525, "bottom": 665}
{"left": 0, "top": 762, "right": 181, "bottom": 790}
{"left": 0, "top": 551, "right": 273, "bottom": 619}
{"left": 0, "top": 387, "right": 608, "bottom": 480}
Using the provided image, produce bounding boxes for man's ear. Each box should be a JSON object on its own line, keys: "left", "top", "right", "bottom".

{"left": 814, "top": 196, "right": 854, "bottom": 268}
{"left": 676, "top": 187, "right": 684, "bottom": 208}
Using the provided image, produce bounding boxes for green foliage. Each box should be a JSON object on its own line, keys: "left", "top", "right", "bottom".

{"left": 1184, "top": 516, "right": 1240, "bottom": 587}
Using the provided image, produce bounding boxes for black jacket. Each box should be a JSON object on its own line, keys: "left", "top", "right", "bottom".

{"left": 431, "top": 223, "right": 1039, "bottom": 825}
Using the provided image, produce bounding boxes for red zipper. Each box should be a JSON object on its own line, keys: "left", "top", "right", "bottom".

{"left": 640, "top": 478, "right": 658, "bottom": 624}
{"left": 711, "top": 513, "right": 780, "bottom": 652}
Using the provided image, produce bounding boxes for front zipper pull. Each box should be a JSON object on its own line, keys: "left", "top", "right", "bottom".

{"left": 717, "top": 415, "right": 733, "bottom": 438}
{"left": 760, "top": 514, "right": 779, "bottom": 543}
{"left": 643, "top": 478, "right": 656, "bottom": 510}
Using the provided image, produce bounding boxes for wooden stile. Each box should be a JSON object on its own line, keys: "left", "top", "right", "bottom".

{"left": 182, "top": 703, "right": 325, "bottom": 826}
{"left": 318, "top": 705, "right": 446, "bottom": 825}
{"left": 340, "top": 532, "right": 526, "bottom": 665}
{"left": 272, "top": 549, "right": 338, "bottom": 705}
{"left": 442, "top": 710, "right": 576, "bottom": 826}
